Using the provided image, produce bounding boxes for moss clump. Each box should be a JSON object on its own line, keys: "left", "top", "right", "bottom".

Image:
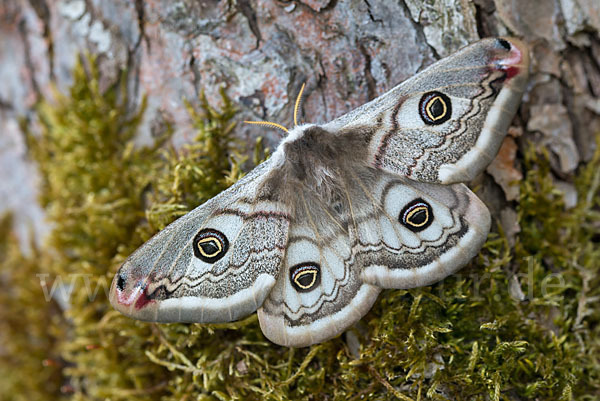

{"left": 21, "top": 55, "right": 173, "bottom": 399}
{"left": 0, "top": 214, "right": 65, "bottom": 400}
{"left": 1, "top": 55, "right": 598, "bottom": 400}
{"left": 349, "top": 142, "right": 600, "bottom": 400}
{"left": 145, "top": 90, "right": 256, "bottom": 230}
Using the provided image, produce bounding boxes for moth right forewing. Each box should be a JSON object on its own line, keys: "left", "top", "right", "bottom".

{"left": 324, "top": 38, "right": 529, "bottom": 185}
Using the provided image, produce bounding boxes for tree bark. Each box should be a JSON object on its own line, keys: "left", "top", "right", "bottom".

{"left": 1, "top": 0, "right": 599, "bottom": 243}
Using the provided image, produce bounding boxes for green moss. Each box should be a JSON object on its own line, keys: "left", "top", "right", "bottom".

{"left": 0, "top": 214, "right": 65, "bottom": 400}
{"left": 21, "top": 54, "right": 173, "bottom": 400}
{"left": 145, "top": 89, "right": 256, "bottom": 230}
{"left": 1, "top": 56, "right": 599, "bottom": 400}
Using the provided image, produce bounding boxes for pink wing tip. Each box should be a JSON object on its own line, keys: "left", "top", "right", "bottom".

{"left": 494, "top": 37, "right": 530, "bottom": 82}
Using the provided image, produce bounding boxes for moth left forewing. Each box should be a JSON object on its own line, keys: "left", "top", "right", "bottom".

{"left": 110, "top": 159, "right": 291, "bottom": 323}
{"left": 323, "top": 37, "right": 529, "bottom": 185}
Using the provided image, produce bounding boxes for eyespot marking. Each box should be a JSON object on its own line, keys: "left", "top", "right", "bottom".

{"left": 400, "top": 198, "right": 434, "bottom": 232}
{"left": 290, "top": 263, "right": 321, "bottom": 292}
{"left": 419, "top": 91, "right": 452, "bottom": 125}
{"left": 193, "top": 229, "right": 229, "bottom": 263}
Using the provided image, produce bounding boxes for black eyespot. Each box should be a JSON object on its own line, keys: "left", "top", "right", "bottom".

{"left": 116, "top": 274, "right": 126, "bottom": 291}
{"left": 400, "top": 198, "right": 434, "bottom": 232}
{"left": 497, "top": 38, "right": 511, "bottom": 50}
{"left": 193, "top": 229, "right": 229, "bottom": 263}
{"left": 290, "top": 263, "right": 321, "bottom": 292}
{"left": 419, "top": 91, "right": 452, "bottom": 125}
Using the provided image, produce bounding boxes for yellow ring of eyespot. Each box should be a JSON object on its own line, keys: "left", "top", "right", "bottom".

{"left": 406, "top": 205, "right": 429, "bottom": 227}
{"left": 294, "top": 268, "right": 319, "bottom": 290}
{"left": 197, "top": 236, "right": 223, "bottom": 258}
{"left": 425, "top": 95, "right": 448, "bottom": 121}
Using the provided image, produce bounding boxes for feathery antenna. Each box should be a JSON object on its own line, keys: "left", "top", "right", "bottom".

{"left": 244, "top": 83, "right": 306, "bottom": 135}
{"left": 243, "top": 120, "right": 289, "bottom": 134}
{"left": 294, "top": 82, "right": 306, "bottom": 127}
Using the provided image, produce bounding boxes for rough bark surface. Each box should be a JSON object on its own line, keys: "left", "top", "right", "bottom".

{"left": 1, "top": 0, "right": 599, "bottom": 242}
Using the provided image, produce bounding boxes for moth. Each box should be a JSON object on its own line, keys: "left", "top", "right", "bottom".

{"left": 110, "top": 38, "right": 529, "bottom": 347}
